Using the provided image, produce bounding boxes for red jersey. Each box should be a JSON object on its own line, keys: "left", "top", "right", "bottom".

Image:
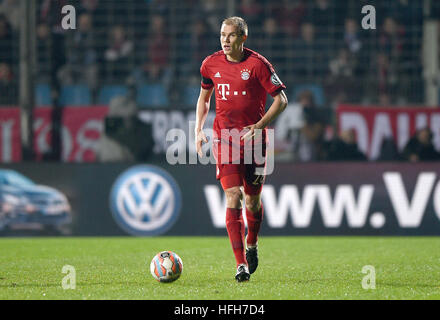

{"left": 200, "top": 47, "right": 286, "bottom": 133}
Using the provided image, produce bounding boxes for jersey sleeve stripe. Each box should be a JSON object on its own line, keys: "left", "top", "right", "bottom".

{"left": 269, "top": 87, "right": 284, "bottom": 97}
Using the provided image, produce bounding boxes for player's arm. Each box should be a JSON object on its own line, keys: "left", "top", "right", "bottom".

{"left": 256, "top": 90, "right": 288, "bottom": 129}
{"left": 242, "top": 90, "right": 288, "bottom": 141}
{"left": 195, "top": 86, "right": 214, "bottom": 157}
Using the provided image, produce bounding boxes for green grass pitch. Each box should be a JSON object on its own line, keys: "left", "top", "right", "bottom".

{"left": 1, "top": 236, "right": 440, "bottom": 300}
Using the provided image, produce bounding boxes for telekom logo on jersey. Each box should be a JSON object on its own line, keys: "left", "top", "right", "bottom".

{"left": 217, "top": 84, "right": 247, "bottom": 100}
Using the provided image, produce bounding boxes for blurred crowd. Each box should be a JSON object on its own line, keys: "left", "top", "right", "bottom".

{"left": 0, "top": 0, "right": 437, "bottom": 106}
{"left": 278, "top": 89, "right": 440, "bottom": 162}
{"left": 0, "top": 0, "right": 439, "bottom": 162}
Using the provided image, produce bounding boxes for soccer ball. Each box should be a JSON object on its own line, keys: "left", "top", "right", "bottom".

{"left": 150, "top": 251, "right": 183, "bottom": 283}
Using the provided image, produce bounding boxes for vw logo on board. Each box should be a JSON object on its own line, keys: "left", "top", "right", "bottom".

{"left": 110, "top": 165, "right": 182, "bottom": 236}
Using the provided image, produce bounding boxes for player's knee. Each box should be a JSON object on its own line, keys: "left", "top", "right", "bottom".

{"left": 245, "top": 195, "right": 261, "bottom": 213}
{"left": 225, "top": 187, "right": 243, "bottom": 208}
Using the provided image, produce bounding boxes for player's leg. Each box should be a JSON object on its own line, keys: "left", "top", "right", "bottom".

{"left": 244, "top": 192, "right": 263, "bottom": 247}
{"left": 224, "top": 184, "right": 246, "bottom": 267}
{"left": 220, "top": 168, "right": 250, "bottom": 282}
{"left": 244, "top": 192, "right": 263, "bottom": 274}
{"left": 243, "top": 166, "right": 265, "bottom": 274}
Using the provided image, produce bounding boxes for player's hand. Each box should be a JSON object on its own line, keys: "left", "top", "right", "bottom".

{"left": 195, "top": 129, "right": 208, "bottom": 157}
{"left": 241, "top": 124, "right": 263, "bottom": 142}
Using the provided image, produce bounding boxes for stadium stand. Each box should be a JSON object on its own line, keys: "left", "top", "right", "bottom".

{"left": 59, "top": 84, "right": 92, "bottom": 106}
{"left": 136, "top": 83, "right": 169, "bottom": 108}
{"left": 98, "top": 85, "right": 128, "bottom": 105}
{"left": 0, "top": 0, "right": 431, "bottom": 107}
{"left": 0, "top": 0, "right": 438, "bottom": 163}
{"left": 35, "top": 83, "right": 52, "bottom": 106}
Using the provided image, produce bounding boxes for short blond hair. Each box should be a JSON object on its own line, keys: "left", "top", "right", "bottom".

{"left": 222, "top": 16, "right": 248, "bottom": 37}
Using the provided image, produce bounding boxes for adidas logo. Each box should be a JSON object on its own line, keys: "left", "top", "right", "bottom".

{"left": 214, "top": 72, "right": 221, "bottom": 78}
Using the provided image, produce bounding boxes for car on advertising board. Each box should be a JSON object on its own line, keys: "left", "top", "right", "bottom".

{"left": 0, "top": 169, "right": 72, "bottom": 234}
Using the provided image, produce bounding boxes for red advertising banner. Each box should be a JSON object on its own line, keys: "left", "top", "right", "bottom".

{"left": 62, "top": 106, "right": 108, "bottom": 162}
{"left": 1, "top": 106, "right": 108, "bottom": 162}
{"left": 0, "top": 107, "right": 21, "bottom": 162}
{"left": 337, "top": 105, "right": 440, "bottom": 160}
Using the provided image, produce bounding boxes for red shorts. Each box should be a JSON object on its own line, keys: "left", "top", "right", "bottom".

{"left": 216, "top": 162, "right": 266, "bottom": 195}
{"left": 212, "top": 131, "right": 267, "bottom": 195}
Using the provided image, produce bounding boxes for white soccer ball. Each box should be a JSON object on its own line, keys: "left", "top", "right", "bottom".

{"left": 150, "top": 251, "right": 183, "bottom": 283}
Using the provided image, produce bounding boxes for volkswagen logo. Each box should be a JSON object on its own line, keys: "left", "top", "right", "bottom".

{"left": 110, "top": 165, "right": 182, "bottom": 236}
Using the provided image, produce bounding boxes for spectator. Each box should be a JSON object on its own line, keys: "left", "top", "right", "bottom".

{"left": 378, "top": 137, "right": 401, "bottom": 161}
{"left": 58, "top": 13, "right": 98, "bottom": 93}
{"left": 292, "top": 22, "right": 328, "bottom": 80}
{"left": 39, "top": 0, "right": 69, "bottom": 33}
{"left": 0, "top": 63, "right": 16, "bottom": 105}
{"left": 326, "top": 48, "right": 360, "bottom": 106}
{"left": 256, "top": 18, "right": 286, "bottom": 73}
{"left": 329, "top": 48, "right": 356, "bottom": 78}
{"left": 309, "top": 0, "right": 343, "bottom": 38}
{"left": 146, "top": 0, "right": 170, "bottom": 17}
{"left": 327, "top": 129, "right": 367, "bottom": 161}
{"left": 401, "top": 128, "right": 440, "bottom": 162}
{"left": 178, "top": 19, "right": 213, "bottom": 83}
{"left": 0, "top": 14, "right": 13, "bottom": 66}
{"left": 299, "top": 90, "right": 321, "bottom": 123}
{"left": 344, "top": 18, "right": 362, "bottom": 55}
{"left": 79, "top": 0, "right": 99, "bottom": 14}
{"left": 378, "top": 93, "right": 392, "bottom": 106}
{"left": 132, "top": 15, "right": 171, "bottom": 86}
{"left": 270, "top": 0, "right": 307, "bottom": 38}
{"left": 343, "top": 17, "right": 371, "bottom": 78}
{"left": 97, "top": 82, "right": 137, "bottom": 162}
{"left": 291, "top": 91, "right": 329, "bottom": 162}
{"left": 378, "top": 12, "right": 421, "bottom": 104}
{"left": 383, "top": 0, "right": 423, "bottom": 28}
{"left": 386, "top": 1, "right": 423, "bottom": 103}
{"left": 39, "top": 0, "right": 68, "bottom": 92}
{"left": 0, "top": 63, "right": 12, "bottom": 82}
{"left": 0, "top": 0, "right": 20, "bottom": 31}
{"left": 367, "top": 53, "right": 397, "bottom": 104}
{"left": 0, "top": 14, "right": 15, "bottom": 105}
{"left": 36, "top": 23, "right": 51, "bottom": 82}
{"left": 238, "top": 0, "right": 263, "bottom": 29}
{"left": 199, "top": 0, "right": 226, "bottom": 34}
{"left": 97, "top": 80, "right": 153, "bottom": 162}
{"left": 189, "top": 20, "right": 213, "bottom": 66}
{"left": 104, "top": 25, "right": 134, "bottom": 81}
{"left": 379, "top": 17, "right": 404, "bottom": 62}
{"left": 77, "top": 0, "right": 106, "bottom": 30}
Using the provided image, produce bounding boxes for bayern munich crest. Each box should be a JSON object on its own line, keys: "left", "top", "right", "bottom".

{"left": 241, "top": 68, "right": 251, "bottom": 80}
{"left": 110, "top": 165, "right": 182, "bottom": 236}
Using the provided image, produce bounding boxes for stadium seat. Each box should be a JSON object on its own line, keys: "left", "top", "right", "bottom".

{"left": 292, "top": 84, "right": 325, "bottom": 107}
{"left": 182, "top": 85, "right": 200, "bottom": 106}
{"left": 35, "top": 83, "right": 52, "bottom": 106}
{"left": 59, "top": 85, "right": 92, "bottom": 106}
{"left": 137, "top": 84, "right": 169, "bottom": 107}
{"left": 98, "top": 85, "right": 128, "bottom": 105}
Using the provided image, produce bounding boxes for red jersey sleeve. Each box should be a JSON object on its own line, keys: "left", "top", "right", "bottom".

{"left": 200, "top": 57, "right": 214, "bottom": 90}
{"left": 256, "top": 58, "right": 286, "bottom": 97}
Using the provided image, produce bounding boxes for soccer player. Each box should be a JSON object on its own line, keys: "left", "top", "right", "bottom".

{"left": 195, "top": 17, "right": 288, "bottom": 282}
